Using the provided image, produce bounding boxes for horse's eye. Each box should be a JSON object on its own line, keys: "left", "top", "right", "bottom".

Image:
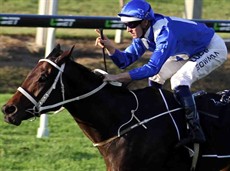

{"left": 39, "top": 74, "right": 47, "bottom": 82}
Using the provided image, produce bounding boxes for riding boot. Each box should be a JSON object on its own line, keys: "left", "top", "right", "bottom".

{"left": 174, "top": 85, "right": 206, "bottom": 144}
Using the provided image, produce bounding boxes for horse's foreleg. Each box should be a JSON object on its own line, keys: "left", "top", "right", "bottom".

{"left": 220, "top": 165, "right": 230, "bottom": 171}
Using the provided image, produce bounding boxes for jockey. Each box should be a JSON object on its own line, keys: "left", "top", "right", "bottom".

{"left": 95, "top": 0, "right": 228, "bottom": 144}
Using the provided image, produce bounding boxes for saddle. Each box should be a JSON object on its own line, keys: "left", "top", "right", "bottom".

{"left": 194, "top": 89, "right": 230, "bottom": 105}
{"left": 216, "top": 90, "right": 230, "bottom": 104}
{"left": 194, "top": 89, "right": 230, "bottom": 119}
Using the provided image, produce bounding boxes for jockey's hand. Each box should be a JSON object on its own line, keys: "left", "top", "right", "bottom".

{"left": 103, "top": 72, "right": 132, "bottom": 84}
{"left": 95, "top": 29, "right": 116, "bottom": 55}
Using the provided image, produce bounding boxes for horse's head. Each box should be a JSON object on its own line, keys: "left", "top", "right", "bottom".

{"left": 1, "top": 44, "right": 76, "bottom": 125}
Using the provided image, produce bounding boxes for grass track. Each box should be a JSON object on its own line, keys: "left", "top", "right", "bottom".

{"left": 0, "top": 95, "right": 105, "bottom": 171}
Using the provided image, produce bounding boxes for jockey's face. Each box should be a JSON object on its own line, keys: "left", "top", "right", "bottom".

{"left": 126, "top": 20, "right": 149, "bottom": 38}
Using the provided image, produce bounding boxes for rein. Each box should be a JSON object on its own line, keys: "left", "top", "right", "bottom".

{"left": 93, "top": 107, "right": 182, "bottom": 147}
{"left": 17, "top": 59, "right": 107, "bottom": 116}
{"left": 93, "top": 89, "right": 183, "bottom": 147}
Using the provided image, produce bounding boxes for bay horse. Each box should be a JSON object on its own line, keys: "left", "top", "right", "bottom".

{"left": 2, "top": 44, "right": 230, "bottom": 171}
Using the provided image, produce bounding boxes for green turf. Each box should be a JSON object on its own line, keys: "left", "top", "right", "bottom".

{"left": 0, "top": 94, "right": 105, "bottom": 171}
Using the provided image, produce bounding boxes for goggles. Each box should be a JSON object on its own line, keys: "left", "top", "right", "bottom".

{"left": 124, "top": 20, "right": 143, "bottom": 28}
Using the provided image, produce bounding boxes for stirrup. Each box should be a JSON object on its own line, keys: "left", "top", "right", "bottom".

{"left": 187, "top": 120, "right": 206, "bottom": 143}
{"left": 175, "top": 130, "right": 205, "bottom": 148}
{"left": 175, "top": 137, "right": 193, "bottom": 148}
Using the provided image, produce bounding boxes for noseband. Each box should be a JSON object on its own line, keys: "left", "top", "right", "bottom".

{"left": 17, "top": 59, "right": 107, "bottom": 116}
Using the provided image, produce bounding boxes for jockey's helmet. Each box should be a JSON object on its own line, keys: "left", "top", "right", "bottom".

{"left": 118, "top": 0, "right": 155, "bottom": 22}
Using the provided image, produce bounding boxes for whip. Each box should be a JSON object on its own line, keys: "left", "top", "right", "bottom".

{"left": 99, "top": 28, "right": 107, "bottom": 72}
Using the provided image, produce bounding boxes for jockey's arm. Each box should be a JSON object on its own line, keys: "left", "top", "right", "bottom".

{"left": 103, "top": 72, "right": 131, "bottom": 83}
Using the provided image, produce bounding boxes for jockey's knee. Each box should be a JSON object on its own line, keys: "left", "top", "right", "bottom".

{"left": 170, "top": 74, "right": 192, "bottom": 90}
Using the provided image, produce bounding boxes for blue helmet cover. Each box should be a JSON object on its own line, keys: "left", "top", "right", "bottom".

{"left": 118, "top": 0, "right": 155, "bottom": 21}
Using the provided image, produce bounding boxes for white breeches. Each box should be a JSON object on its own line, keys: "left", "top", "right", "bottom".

{"left": 149, "top": 33, "right": 228, "bottom": 90}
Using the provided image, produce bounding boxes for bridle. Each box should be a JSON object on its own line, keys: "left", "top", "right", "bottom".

{"left": 17, "top": 58, "right": 107, "bottom": 117}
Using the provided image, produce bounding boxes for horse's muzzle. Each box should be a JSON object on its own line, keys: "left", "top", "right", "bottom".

{"left": 2, "top": 104, "right": 21, "bottom": 126}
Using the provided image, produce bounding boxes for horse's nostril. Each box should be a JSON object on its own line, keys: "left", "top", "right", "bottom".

{"left": 3, "top": 105, "right": 17, "bottom": 115}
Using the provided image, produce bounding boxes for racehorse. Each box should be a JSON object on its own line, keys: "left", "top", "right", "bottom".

{"left": 2, "top": 44, "right": 230, "bottom": 171}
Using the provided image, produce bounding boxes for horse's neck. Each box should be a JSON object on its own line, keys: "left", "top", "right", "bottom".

{"left": 64, "top": 86, "right": 135, "bottom": 145}
{"left": 66, "top": 86, "right": 179, "bottom": 148}
{"left": 63, "top": 63, "right": 135, "bottom": 143}
{"left": 63, "top": 62, "right": 178, "bottom": 146}
{"left": 63, "top": 61, "right": 103, "bottom": 96}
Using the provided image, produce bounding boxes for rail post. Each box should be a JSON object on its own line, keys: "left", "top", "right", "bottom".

{"left": 35, "top": 0, "right": 48, "bottom": 46}
{"left": 37, "top": 0, "right": 58, "bottom": 138}
{"left": 114, "top": 0, "right": 124, "bottom": 43}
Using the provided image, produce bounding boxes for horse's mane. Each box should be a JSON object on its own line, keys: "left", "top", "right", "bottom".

{"left": 71, "top": 59, "right": 105, "bottom": 81}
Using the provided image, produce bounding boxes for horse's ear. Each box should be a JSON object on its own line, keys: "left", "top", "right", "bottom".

{"left": 55, "top": 45, "right": 75, "bottom": 65}
{"left": 68, "top": 45, "right": 75, "bottom": 57}
{"left": 68, "top": 45, "right": 76, "bottom": 61}
{"left": 55, "top": 44, "right": 61, "bottom": 50}
{"left": 46, "top": 44, "right": 63, "bottom": 59}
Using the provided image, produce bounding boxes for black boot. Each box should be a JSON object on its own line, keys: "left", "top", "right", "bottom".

{"left": 174, "top": 85, "right": 206, "bottom": 144}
